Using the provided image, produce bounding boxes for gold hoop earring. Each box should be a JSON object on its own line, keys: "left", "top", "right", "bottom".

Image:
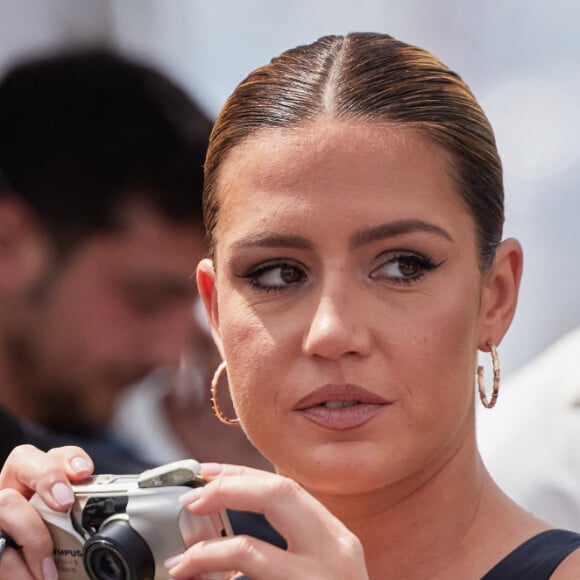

{"left": 210, "top": 360, "right": 240, "bottom": 425}
{"left": 477, "top": 342, "right": 500, "bottom": 409}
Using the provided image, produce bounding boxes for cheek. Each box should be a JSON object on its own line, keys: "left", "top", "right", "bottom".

{"left": 219, "top": 308, "right": 279, "bottom": 420}
{"left": 396, "top": 284, "right": 481, "bottom": 426}
{"left": 427, "top": 297, "right": 478, "bottom": 362}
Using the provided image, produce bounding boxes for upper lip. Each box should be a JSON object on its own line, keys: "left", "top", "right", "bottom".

{"left": 294, "top": 384, "right": 390, "bottom": 410}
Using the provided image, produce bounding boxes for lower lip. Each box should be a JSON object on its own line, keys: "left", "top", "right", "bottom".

{"left": 297, "top": 403, "right": 386, "bottom": 430}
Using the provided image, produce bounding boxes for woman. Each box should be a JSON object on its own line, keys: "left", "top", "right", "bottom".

{"left": 1, "top": 32, "right": 579, "bottom": 579}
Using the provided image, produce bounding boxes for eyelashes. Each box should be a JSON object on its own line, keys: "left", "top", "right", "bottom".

{"left": 370, "top": 252, "right": 444, "bottom": 285}
{"left": 237, "top": 260, "right": 307, "bottom": 293}
{"left": 236, "top": 251, "right": 444, "bottom": 294}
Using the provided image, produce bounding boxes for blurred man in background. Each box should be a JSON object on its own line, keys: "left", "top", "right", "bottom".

{"left": 0, "top": 47, "right": 211, "bottom": 471}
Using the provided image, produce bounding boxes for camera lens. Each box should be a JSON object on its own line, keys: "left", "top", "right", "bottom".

{"left": 87, "top": 547, "right": 127, "bottom": 580}
{"left": 83, "top": 520, "right": 155, "bottom": 580}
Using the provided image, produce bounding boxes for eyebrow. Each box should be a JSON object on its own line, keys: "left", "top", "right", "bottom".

{"left": 230, "top": 233, "right": 314, "bottom": 251}
{"left": 229, "top": 219, "right": 454, "bottom": 252}
{"left": 350, "top": 219, "right": 454, "bottom": 249}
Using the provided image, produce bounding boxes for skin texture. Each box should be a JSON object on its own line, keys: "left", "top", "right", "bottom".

{"left": 3, "top": 120, "right": 580, "bottom": 579}
{"left": 0, "top": 200, "right": 205, "bottom": 431}
{"left": 202, "top": 121, "right": 499, "bottom": 497}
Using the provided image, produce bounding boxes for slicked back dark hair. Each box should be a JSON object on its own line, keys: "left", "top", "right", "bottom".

{"left": 204, "top": 33, "right": 503, "bottom": 270}
{"left": 0, "top": 48, "right": 211, "bottom": 249}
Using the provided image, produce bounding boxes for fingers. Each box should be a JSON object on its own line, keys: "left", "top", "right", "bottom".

{"left": 200, "top": 463, "right": 262, "bottom": 481}
{"left": 185, "top": 465, "right": 349, "bottom": 554}
{"left": 46, "top": 446, "right": 94, "bottom": 481}
{"left": 167, "top": 534, "right": 291, "bottom": 580}
{"left": 170, "top": 497, "right": 366, "bottom": 580}
{"left": 0, "top": 489, "right": 57, "bottom": 580}
{"left": 173, "top": 464, "right": 369, "bottom": 579}
{"left": 0, "top": 547, "right": 58, "bottom": 580}
{"left": 0, "top": 445, "right": 93, "bottom": 510}
{"left": 0, "top": 545, "right": 35, "bottom": 580}
{"left": 0, "top": 445, "right": 94, "bottom": 580}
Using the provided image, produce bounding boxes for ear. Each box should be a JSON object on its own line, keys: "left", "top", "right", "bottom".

{"left": 477, "top": 237, "right": 523, "bottom": 350}
{"left": 196, "top": 257, "right": 225, "bottom": 359}
{"left": 0, "top": 197, "right": 49, "bottom": 293}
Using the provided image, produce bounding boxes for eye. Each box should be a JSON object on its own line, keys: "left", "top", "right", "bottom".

{"left": 239, "top": 261, "right": 308, "bottom": 292}
{"left": 370, "top": 252, "right": 442, "bottom": 284}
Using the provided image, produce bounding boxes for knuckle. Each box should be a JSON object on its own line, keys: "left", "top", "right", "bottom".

{"left": 0, "top": 487, "right": 24, "bottom": 511}
{"left": 210, "top": 473, "right": 226, "bottom": 494}
{"left": 344, "top": 533, "right": 363, "bottom": 552}
{"left": 33, "top": 462, "right": 60, "bottom": 484}
{"left": 204, "top": 473, "right": 228, "bottom": 506}
{"left": 47, "top": 445, "right": 86, "bottom": 459}
{"left": 231, "top": 534, "right": 258, "bottom": 559}
{"left": 7, "top": 444, "right": 37, "bottom": 464}
{"left": 338, "top": 531, "right": 365, "bottom": 559}
{"left": 272, "top": 475, "right": 303, "bottom": 499}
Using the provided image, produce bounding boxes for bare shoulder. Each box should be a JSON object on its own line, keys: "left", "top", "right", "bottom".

{"left": 551, "top": 547, "right": 580, "bottom": 579}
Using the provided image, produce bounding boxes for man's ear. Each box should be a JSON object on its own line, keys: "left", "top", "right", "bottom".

{"left": 478, "top": 238, "right": 523, "bottom": 350}
{"left": 0, "top": 196, "right": 49, "bottom": 293}
{"left": 196, "top": 257, "right": 225, "bottom": 359}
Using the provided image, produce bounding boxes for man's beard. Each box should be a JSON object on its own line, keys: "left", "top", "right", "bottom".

{"left": 2, "top": 255, "right": 151, "bottom": 436}
{"left": 4, "top": 327, "right": 153, "bottom": 437}
{"left": 4, "top": 331, "right": 101, "bottom": 435}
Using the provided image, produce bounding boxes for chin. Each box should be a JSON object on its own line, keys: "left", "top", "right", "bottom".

{"left": 274, "top": 440, "right": 390, "bottom": 494}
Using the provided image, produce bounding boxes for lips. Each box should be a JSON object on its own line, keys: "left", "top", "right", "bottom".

{"left": 294, "top": 384, "right": 389, "bottom": 430}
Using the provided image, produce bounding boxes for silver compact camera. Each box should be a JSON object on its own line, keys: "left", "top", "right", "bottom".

{"left": 30, "top": 459, "right": 233, "bottom": 580}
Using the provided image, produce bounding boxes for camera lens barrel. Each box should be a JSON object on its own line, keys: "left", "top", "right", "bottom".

{"left": 83, "top": 519, "right": 155, "bottom": 580}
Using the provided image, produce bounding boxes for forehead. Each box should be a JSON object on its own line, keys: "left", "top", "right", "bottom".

{"left": 214, "top": 120, "right": 466, "bottom": 236}
{"left": 221, "top": 120, "right": 424, "bottom": 187}
{"left": 61, "top": 203, "right": 206, "bottom": 284}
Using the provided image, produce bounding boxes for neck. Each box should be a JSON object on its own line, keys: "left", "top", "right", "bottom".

{"left": 309, "top": 427, "right": 517, "bottom": 580}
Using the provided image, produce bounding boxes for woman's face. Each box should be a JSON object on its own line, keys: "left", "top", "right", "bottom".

{"left": 200, "top": 120, "right": 493, "bottom": 496}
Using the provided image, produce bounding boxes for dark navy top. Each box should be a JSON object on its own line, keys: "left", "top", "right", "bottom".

{"left": 482, "top": 529, "right": 580, "bottom": 579}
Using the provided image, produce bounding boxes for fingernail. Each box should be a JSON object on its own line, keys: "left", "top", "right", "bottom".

{"left": 70, "top": 456, "right": 91, "bottom": 474}
{"left": 164, "top": 553, "right": 183, "bottom": 569}
{"left": 42, "top": 556, "right": 58, "bottom": 580}
{"left": 51, "top": 482, "right": 74, "bottom": 506}
{"left": 200, "top": 462, "right": 223, "bottom": 477}
{"left": 179, "top": 487, "right": 203, "bottom": 505}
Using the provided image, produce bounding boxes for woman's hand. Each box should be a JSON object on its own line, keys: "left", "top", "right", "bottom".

{"left": 167, "top": 464, "right": 369, "bottom": 580}
{"left": 0, "top": 445, "right": 93, "bottom": 580}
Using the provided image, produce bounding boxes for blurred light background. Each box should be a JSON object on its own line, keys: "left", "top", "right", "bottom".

{"left": 1, "top": 0, "right": 578, "bottom": 377}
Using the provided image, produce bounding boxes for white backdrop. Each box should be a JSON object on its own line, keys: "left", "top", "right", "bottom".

{"left": 1, "top": 0, "right": 579, "bottom": 377}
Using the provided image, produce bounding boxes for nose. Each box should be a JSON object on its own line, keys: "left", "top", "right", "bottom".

{"left": 302, "top": 287, "right": 371, "bottom": 361}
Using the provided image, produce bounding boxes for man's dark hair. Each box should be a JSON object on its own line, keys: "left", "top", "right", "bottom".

{"left": 0, "top": 48, "right": 212, "bottom": 248}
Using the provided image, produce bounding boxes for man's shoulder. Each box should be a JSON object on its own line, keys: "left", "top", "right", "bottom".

{"left": 0, "top": 405, "right": 26, "bottom": 466}
{"left": 0, "top": 404, "right": 151, "bottom": 474}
